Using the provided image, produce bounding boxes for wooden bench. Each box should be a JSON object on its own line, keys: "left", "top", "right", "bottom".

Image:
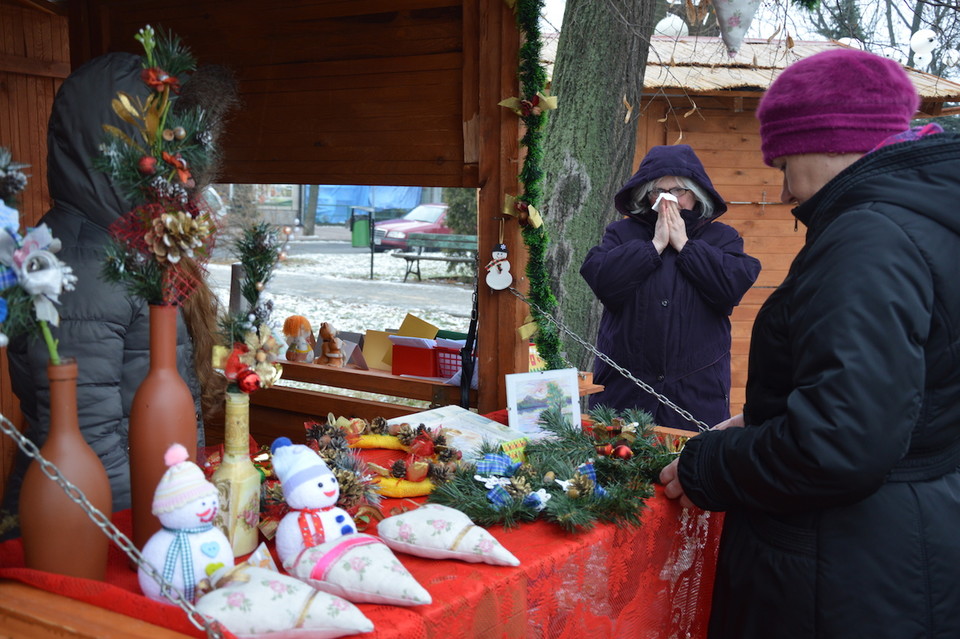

{"left": 391, "top": 233, "right": 478, "bottom": 282}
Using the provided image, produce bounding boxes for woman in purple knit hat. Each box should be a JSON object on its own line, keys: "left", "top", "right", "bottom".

{"left": 581, "top": 144, "right": 760, "bottom": 432}
{"left": 661, "top": 48, "right": 960, "bottom": 638}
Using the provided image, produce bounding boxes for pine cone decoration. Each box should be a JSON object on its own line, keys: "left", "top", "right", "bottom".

{"left": 506, "top": 476, "right": 532, "bottom": 498}
{"left": 394, "top": 423, "right": 416, "bottom": 446}
{"left": 569, "top": 472, "right": 595, "bottom": 497}
{"left": 143, "top": 210, "right": 211, "bottom": 264}
{"left": 334, "top": 468, "right": 365, "bottom": 510}
{"left": 436, "top": 446, "right": 457, "bottom": 463}
{"left": 433, "top": 431, "right": 447, "bottom": 447}
{"left": 369, "top": 416, "right": 388, "bottom": 435}
{"left": 390, "top": 459, "right": 408, "bottom": 479}
{"left": 428, "top": 462, "right": 453, "bottom": 484}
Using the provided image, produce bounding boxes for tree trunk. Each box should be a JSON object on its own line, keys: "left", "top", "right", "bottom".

{"left": 302, "top": 185, "right": 318, "bottom": 236}
{"left": 541, "top": 0, "right": 657, "bottom": 371}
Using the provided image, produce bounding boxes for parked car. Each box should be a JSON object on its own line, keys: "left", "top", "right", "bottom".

{"left": 373, "top": 203, "right": 450, "bottom": 251}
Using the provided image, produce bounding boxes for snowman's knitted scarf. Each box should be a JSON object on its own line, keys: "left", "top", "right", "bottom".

{"left": 162, "top": 523, "right": 214, "bottom": 602}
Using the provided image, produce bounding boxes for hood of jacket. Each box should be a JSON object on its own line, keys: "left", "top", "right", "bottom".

{"left": 613, "top": 144, "right": 728, "bottom": 227}
{"left": 46, "top": 52, "right": 149, "bottom": 231}
{"left": 794, "top": 132, "right": 960, "bottom": 242}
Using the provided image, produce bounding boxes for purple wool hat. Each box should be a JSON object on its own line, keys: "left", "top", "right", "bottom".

{"left": 756, "top": 49, "right": 920, "bottom": 166}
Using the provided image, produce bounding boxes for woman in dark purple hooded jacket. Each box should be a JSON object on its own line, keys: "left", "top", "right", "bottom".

{"left": 580, "top": 144, "right": 760, "bottom": 431}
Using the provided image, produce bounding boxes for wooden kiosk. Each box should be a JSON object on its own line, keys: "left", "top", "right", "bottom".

{"left": 1, "top": 0, "right": 533, "bottom": 473}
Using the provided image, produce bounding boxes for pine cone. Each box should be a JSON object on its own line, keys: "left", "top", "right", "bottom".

{"left": 395, "top": 423, "right": 416, "bottom": 446}
{"left": 506, "top": 476, "right": 531, "bottom": 498}
{"left": 334, "top": 468, "right": 364, "bottom": 510}
{"left": 433, "top": 431, "right": 447, "bottom": 447}
{"left": 428, "top": 462, "right": 452, "bottom": 483}
{"left": 143, "top": 210, "right": 211, "bottom": 264}
{"left": 390, "top": 459, "right": 408, "bottom": 479}
{"left": 369, "top": 416, "right": 388, "bottom": 434}
{"left": 570, "top": 472, "right": 595, "bottom": 496}
{"left": 436, "top": 446, "right": 457, "bottom": 463}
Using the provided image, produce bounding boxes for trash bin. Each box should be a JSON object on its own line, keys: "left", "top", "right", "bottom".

{"left": 349, "top": 209, "right": 372, "bottom": 248}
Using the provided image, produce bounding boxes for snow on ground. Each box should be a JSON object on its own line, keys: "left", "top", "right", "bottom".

{"left": 208, "top": 242, "right": 476, "bottom": 409}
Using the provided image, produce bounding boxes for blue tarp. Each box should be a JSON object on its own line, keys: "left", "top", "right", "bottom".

{"left": 304, "top": 185, "right": 423, "bottom": 224}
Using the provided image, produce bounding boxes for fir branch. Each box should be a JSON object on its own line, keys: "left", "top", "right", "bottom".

{"left": 428, "top": 404, "right": 675, "bottom": 533}
{"left": 101, "top": 237, "right": 166, "bottom": 303}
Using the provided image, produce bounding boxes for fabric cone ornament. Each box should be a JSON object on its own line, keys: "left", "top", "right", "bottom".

{"left": 713, "top": 0, "right": 761, "bottom": 57}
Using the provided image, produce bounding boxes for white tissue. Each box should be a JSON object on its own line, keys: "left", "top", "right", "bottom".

{"left": 652, "top": 192, "right": 678, "bottom": 213}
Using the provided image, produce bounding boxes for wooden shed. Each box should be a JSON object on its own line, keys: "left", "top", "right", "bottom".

{"left": 1, "top": 0, "right": 536, "bottom": 496}
{"left": 637, "top": 35, "right": 960, "bottom": 411}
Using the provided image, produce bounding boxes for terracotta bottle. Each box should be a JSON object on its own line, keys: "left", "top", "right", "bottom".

{"left": 19, "top": 358, "right": 112, "bottom": 579}
{"left": 129, "top": 304, "right": 198, "bottom": 551}
{"left": 212, "top": 391, "right": 261, "bottom": 556}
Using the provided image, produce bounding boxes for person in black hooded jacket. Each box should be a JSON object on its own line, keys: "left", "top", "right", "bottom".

{"left": 581, "top": 144, "right": 760, "bottom": 431}
{"left": 1, "top": 50, "right": 237, "bottom": 539}
{"left": 660, "top": 49, "right": 960, "bottom": 638}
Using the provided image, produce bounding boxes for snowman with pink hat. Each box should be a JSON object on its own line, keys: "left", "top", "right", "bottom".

{"left": 138, "top": 443, "right": 234, "bottom": 603}
{"left": 271, "top": 437, "right": 357, "bottom": 567}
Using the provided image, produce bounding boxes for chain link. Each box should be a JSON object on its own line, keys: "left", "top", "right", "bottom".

{"left": 508, "top": 287, "right": 709, "bottom": 431}
{"left": 0, "top": 414, "right": 224, "bottom": 638}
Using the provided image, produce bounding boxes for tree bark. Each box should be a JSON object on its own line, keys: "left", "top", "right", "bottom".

{"left": 541, "top": 0, "right": 656, "bottom": 370}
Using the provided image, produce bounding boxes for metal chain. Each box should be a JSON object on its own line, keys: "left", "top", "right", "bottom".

{"left": 0, "top": 414, "right": 224, "bottom": 638}
{"left": 508, "top": 287, "right": 709, "bottom": 431}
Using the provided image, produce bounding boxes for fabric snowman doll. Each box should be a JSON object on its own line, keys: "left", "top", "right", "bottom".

{"left": 138, "top": 443, "right": 235, "bottom": 604}
{"left": 484, "top": 243, "right": 513, "bottom": 290}
{"left": 271, "top": 437, "right": 357, "bottom": 567}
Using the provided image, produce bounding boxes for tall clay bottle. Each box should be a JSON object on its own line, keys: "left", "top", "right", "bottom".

{"left": 212, "top": 392, "right": 261, "bottom": 556}
{"left": 129, "top": 304, "right": 198, "bottom": 551}
{"left": 19, "top": 358, "right": 112, "bottom": 579}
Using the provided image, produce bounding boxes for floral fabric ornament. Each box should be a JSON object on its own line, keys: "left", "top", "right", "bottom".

{"left": 377, "top": 503, "right": 520, "bottom": 566}
{"left": 713, "top": 0, "right": 762, "bottom": 57}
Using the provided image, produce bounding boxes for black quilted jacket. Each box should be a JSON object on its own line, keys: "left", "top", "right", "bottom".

{"left": 678, "top": 133, "right": 960, "bottom": 638}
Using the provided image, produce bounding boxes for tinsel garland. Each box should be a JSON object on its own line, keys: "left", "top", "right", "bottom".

{"left": 511, "top": 0, "right": 565, "bottom": 370}
{"left": 428, "top": 405, "right": 676, "bottom": 533}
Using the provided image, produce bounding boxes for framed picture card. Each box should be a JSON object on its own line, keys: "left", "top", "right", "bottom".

{"left": 505, "top": 368, "right": 582, "bottom": 435}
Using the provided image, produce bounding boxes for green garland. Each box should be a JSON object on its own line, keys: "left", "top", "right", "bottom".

{"left": 428, "top": 405, "right": 675, "bottom": 532}
{"left": 512, "top": 0, "right": 565, "bottom": 370}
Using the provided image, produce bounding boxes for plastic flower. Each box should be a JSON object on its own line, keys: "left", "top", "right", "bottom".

{"left": 0, "top": 224, "right": 77, "bottom": 362}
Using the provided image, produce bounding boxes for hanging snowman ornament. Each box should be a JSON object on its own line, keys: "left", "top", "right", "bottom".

{"left": 138, "top": 443, "right": 234, "bottom": 604}
{"left": 485, "top": 243, "right": 513, "bottom": 291}
{"left": 271, "top": 437, "right": 358, "bottom": 567}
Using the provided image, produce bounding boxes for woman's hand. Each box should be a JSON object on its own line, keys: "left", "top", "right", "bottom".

{"left": 653, "top": 207, "right": 670, "bottom": 254}
{"left": 712, "top": 413, "right": 745, "bottom": 430}
{"left": 661, "top": 201, "right": 688, "bottom": 252}
{"left": 659, "top": 458, "right": 696, "bottom": 509}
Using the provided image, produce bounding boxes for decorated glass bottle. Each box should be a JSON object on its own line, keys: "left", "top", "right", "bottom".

{"left": 128, "top": 304, "right": 198, "bottom": 551}
{"left": 212, "top": 391, "right": 261, "bottom": 556}
{"left": 19, "top": 358, "right": 112, "bottom": 579}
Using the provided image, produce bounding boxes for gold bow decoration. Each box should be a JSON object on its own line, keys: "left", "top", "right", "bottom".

{"left": 503, "top": 194, "right": 543, "bottom": 229}
{"left": 498, "top": 91, "right": 558, "bottom": 118}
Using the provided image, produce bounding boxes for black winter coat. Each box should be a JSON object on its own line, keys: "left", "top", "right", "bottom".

{"left": 1, "top": 53, "right": 203, "bottom": 522}
{"left": 678, "top": 133, "right": 960, "bottom": 638}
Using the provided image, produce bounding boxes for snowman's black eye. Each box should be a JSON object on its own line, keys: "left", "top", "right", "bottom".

{"left": 316, "top": 479, "right": 325, "bottom": 488}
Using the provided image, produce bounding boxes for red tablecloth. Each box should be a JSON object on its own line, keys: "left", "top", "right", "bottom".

{"left": 0, "top": 490, "right": 721, "bottom": 638}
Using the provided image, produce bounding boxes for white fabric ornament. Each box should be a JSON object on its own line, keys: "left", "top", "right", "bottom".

{"left": 713, "top": 0, "right": 761, "bottom": 57}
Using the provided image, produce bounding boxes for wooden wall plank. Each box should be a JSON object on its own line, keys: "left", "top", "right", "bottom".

{"left": 0, "top": 2, "right": 69, "bottom": 516}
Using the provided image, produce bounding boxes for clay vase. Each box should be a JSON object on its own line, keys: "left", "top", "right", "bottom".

{"left": 211, "top": 391, "right": 261, "bottom": 556}
{"left": 19, "top": 358, "right": 112, "bottom": 579}
{"left": 129, "top": 304, "right": 198, "bottom": 552}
